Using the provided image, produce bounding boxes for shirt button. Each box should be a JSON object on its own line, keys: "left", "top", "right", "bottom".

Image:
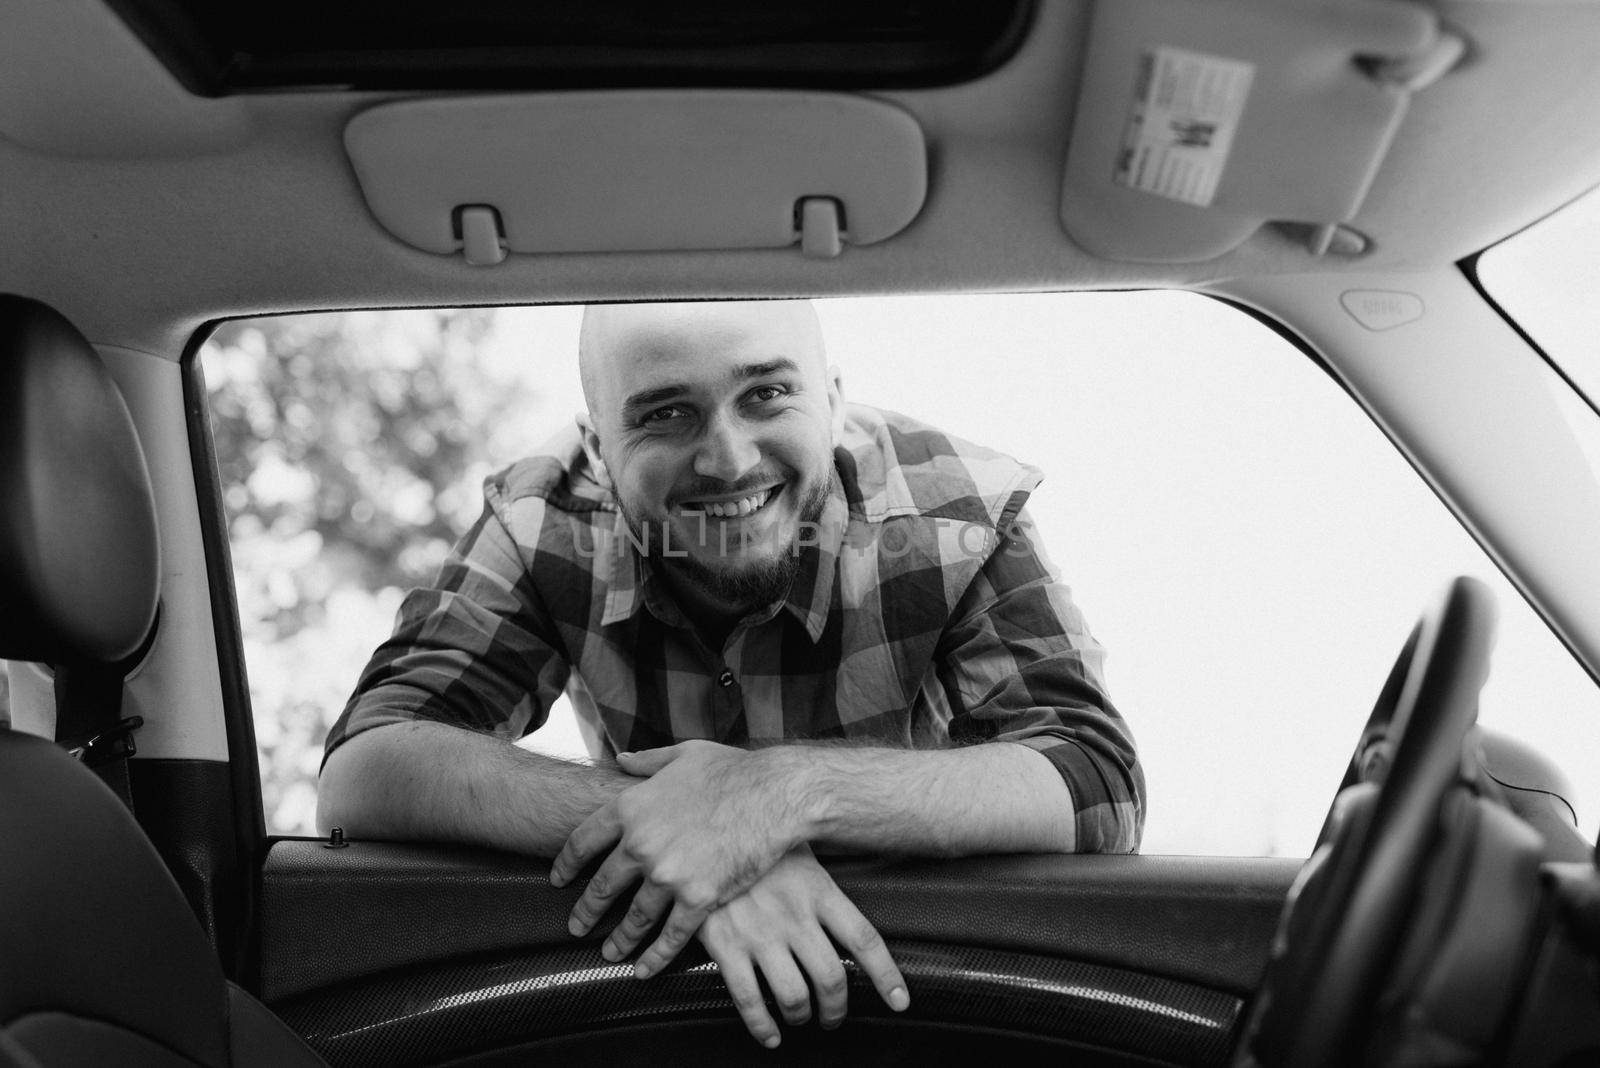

{"left": 717, "top": 670, "right": 735, "bottom": 688}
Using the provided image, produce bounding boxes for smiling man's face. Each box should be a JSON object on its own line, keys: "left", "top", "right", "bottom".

{"left": 578, "top": 301, "right": 844, "bottom": 613}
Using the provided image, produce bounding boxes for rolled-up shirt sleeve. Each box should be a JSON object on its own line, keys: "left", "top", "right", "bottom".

{"left": 934, "top": 507, "right": 1145, "bottom": 853}
{"left": 322, "top": 498, "right": 570, "bottom": 768}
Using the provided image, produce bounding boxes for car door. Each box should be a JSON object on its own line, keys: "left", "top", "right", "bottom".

{"left": 253, "top": 841, "right": 1295, "bottom": 1067}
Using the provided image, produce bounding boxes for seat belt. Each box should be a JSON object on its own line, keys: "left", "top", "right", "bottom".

{"left": 55, "top": 662, "right": 144, "bottom": 812}
{"left": 52, "top": 606, "right": 159, "bottom": 813}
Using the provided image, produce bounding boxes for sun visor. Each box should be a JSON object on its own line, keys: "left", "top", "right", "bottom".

{"left": 344, "top": 92, "right": 927, "bottom": 264}
{"left": 1061, "top": 0, "right": 1451, "bottom": 263}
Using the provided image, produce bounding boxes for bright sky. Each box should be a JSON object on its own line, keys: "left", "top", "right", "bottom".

{"left": 477, "top": 290, "right": 1600, "bottom": 857}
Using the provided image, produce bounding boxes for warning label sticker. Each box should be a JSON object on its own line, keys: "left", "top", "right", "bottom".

{"left": 1113, "top": 46, "right": 1254, "bottom": 208}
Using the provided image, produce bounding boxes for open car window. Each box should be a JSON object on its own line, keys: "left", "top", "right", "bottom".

{"left": 200, "top": 292, "right": 1600, "bottom": 856}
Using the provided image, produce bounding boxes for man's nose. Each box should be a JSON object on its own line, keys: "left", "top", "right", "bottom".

{"left": 694, "top": 413, "right": 761, "bottom": 482}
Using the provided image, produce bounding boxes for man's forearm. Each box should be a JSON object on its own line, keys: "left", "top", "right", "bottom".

{"left": 759, "top": 741, "right": 1078, "bottom": 856}
{"left": 549, "top": 738, "right": 1077, "bottom": 981}
{"left": 318, "top": 720, "right": 634, "bottom": 856}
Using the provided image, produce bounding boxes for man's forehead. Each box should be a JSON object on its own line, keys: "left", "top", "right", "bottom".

{"left": 581, "top": 301, "right": 824, "bottom": 411}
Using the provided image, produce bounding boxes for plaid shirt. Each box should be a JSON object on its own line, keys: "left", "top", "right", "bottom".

{"left": 327, "top": 404, "right": 1144, "bottom": 852}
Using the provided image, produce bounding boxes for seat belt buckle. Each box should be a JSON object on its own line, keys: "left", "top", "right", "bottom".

{"left": 67, "top": 715, "right": 145, "bottom": 767}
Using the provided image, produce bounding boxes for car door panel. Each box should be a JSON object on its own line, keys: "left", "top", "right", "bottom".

{"left": 258, "top": 843, "right": 1296, "bottom": 1067}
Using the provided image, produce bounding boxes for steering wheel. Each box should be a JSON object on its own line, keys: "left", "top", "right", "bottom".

{"left": 1235, "top": 576, "right": 1498, "bottom": 1068}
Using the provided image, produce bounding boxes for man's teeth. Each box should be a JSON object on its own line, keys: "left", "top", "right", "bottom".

{"left": 690, "top": 488, "right": 774, "bottom": 517}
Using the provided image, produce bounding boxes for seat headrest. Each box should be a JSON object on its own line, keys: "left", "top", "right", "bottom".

{"left": 0, "top": 296, "right": 159, "bottom": 664}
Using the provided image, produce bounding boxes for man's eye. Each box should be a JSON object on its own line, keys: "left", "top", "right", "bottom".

{"left": 642, "top": 405, "right": 690, "bottom": 424}
{"left": 749, "top": 385, "right": 788, "bottom": 403}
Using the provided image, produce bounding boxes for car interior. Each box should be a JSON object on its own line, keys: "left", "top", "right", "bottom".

{"left": 7, "top": 1, "right": 1600, "bottom": 1065}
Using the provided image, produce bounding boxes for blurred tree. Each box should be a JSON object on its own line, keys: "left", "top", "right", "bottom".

{"left": 207, "top": 310, "right": 535, "bottom": 632}
{"left": 205, "top": 310, "right": 548, "bottom": 833}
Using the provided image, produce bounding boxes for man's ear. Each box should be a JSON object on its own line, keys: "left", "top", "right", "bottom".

{"left": 826, "top": 365, "right": 846, "bottom": 444}
{"left": 576, "top": 412, "right": 612, "bottom": 489}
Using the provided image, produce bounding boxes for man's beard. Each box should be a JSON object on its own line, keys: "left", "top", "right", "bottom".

{"left": 621, "top": 472, "right": 832, "bottom": 609}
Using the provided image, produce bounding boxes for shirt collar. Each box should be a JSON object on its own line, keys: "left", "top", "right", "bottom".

{"left": 598, "top": 508, "right": 648, "bottom": 626}
{"left": 780, "top": 476, "right": 846, "bottom": 643}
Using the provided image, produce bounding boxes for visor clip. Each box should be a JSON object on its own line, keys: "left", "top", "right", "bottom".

{"left": 796, "top": 197, "right": 845, "bottom": 259}
{"left": 455, "top": 204, "right": 508, "bottom": 266}
{"left": 1359, "top": 29, "right": 1469, "bottom": 92}
{"left": 1277, "top": 221, "right": 1371, "bottom": 257}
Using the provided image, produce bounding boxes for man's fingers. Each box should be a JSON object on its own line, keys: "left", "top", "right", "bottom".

{"left": 633, "top": 900, "right": 712, "bottom": 979}
{"left": 791, "top": 929, "right": 850, "bottom": 1030}
{"left": 549, "top": 805, "right": 621, "bottom": 889}
{"left": 707, "top": 944, "right": 783, "bottom": 1049}
{"left": 821, "top": 895, "right": 909, "bottom": 1012}
{"left": 567, "top": 849, "right": 638, "bottom": 937}
{"left": 601, "top": 880, "right": 672, "bottom": 962}
{"left": 756, "top": 948, "right": 813, "bottom": 1027}
{"left": 614, "top": 743, "right": 686, "bottom": 777}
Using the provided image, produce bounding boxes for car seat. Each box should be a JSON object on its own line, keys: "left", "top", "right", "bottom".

{"left": 0, "top": 295, "right": 325, "bottom": 1067}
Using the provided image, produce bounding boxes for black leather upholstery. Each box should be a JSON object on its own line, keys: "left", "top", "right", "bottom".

{"left": 0, "top": 294, "right": 159, "bottom": 664}
{"left": 228, "top": 985, "right": 332, "bottom": 1067}
{"left": 0, "top": 733, "right": 270, "bottom": 1064}
{"left": 0, "top": 677, "right": 326, "bottom": 1068}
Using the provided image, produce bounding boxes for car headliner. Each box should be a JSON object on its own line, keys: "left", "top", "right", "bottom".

{"left": 4, "top": 0, "right": 1600, "bottom": 355}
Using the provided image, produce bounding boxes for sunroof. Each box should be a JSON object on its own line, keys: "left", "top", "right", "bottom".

{"left": 105, "top": 0, "right": 1036, "bottom": 96}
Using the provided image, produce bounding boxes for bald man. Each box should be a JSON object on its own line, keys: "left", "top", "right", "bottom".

{"left": 574, "top": 300, "right": 842, "bottom": 632}
{"left": 320, "top": 300, "right": 1143, "bottom": 1049}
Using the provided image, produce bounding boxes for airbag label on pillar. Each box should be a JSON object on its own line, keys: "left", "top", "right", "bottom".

{"left": 1113, "top": 46, "right": 1254, "bottom": 208}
